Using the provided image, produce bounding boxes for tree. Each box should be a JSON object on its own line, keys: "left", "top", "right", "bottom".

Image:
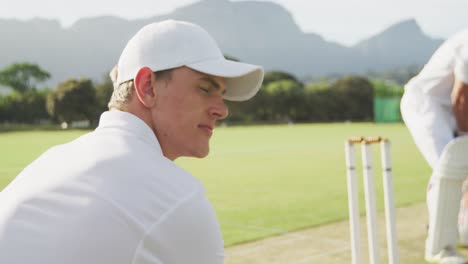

{"left": 0, "top": 62, "right": 51, "bottom": 93}
{"left": 95, "top": 75, "right": 114, "bottom": 112}
{"left": 47, "top": 78, "right": 97, "bottom": 123}
{"left": 225, "top": 70, "right": 304, "bottom": 123}
{"left": 264, "top": 80, "right": 304, "bottom": 121}
{"left": 372, "top": 80, "right": 404, "bottom": 97}
{"left": 0, "top": 89, "right": 50, "bottom": 123}
{"left": 263, "top": 70, "right": 299, "bottom": 86}
{"left": 330, "top": 76, "right": 374, "bottom": 121}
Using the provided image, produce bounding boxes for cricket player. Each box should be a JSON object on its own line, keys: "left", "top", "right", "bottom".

{"left": 400, "top": 29, "right": 468, "bottom": 264}
{"left": 0, "top": 20, "right": 264, "bottom": 263}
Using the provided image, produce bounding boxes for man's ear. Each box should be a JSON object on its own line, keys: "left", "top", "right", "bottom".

{"left": 134, "top": 67, "right": 156, "bottom": 108}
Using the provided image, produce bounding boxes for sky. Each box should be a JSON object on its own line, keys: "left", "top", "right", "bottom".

{"left": 2, "top": 0, "right": 467, "bottom": 46}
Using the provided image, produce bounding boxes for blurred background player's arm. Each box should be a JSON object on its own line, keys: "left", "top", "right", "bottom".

{"left": 451, "top": 78, "right": 468, "bottom": 134}
{"left": 452, "top": 42, "right": 468, "bottom": 135}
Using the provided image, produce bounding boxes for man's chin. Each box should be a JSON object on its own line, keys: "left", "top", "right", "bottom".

{"left": 195, "top": 151, "right": 209, "bottom": 159}
{"left": 188, "top": 147, "right": 210, "bottom": 159}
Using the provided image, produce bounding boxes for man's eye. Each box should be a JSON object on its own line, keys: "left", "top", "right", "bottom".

{"left": 199, "top": 87, "right": 210, "bottom": 93}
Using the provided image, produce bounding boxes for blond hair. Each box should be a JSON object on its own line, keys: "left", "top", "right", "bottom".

{"left": 107, "top": 65, "right": 133, "bottom": 110}
{"left": 108, "top": 81, "right": 135, "bottom": 111}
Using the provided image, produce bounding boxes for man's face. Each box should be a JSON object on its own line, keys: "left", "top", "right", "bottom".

{"left": 151, "top": 66, "right": 228, "bottom": 160}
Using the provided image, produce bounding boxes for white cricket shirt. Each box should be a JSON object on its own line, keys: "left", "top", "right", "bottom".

{"left": 405, "top": 29, "right": 468, "bottom": 106}
{"left": 0, "top": 111, "right": 224, "bottom": 264}
{"left": 401, "top": 30, "right": 468, "bottom": 166}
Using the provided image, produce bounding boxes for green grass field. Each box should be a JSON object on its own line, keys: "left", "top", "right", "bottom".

{"left": 0, "top": 123, "right": 430, "bottom": 247}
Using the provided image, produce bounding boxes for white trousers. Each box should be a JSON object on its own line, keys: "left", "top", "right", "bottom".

{"left": 400, "top": 88, "right": 468, "bottom": 246}
{"left": 400, "top": 89, "right": 456, "bottom": 168}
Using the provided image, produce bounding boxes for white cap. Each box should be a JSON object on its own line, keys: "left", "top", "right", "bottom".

{"left": 115, "top": 20, "right": 264, "bottom": 101}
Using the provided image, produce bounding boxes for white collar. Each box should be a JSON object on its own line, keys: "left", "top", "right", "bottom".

{"left": 97, "top": 110, "right": 163, "bottom": 155}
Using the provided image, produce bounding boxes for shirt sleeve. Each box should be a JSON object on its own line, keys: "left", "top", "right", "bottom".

{"left": 132, "top": 190, "right": 224, "bottom": 264}
{"left": 454, "top": 44, "right": 468, "bottom": 83}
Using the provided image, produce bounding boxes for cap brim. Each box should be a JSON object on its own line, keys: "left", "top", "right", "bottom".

{"left": 187, "top": 59, "right": 264, "bottom": 101}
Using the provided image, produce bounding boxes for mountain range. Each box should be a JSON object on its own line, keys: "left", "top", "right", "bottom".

{"left": 0, "top": 0, "right": 444, "bottom": 87}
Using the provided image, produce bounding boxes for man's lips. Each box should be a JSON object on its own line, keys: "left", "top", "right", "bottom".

{"left": 198, "top": 124, "right": 214, "bottom": 136}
